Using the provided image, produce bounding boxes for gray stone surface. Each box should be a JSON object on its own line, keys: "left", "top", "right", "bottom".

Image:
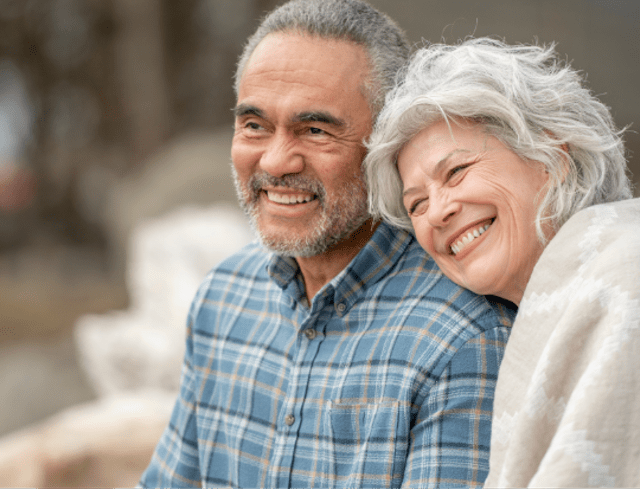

{"left": 0, "top": 336, "right": 95, "bottom": 437}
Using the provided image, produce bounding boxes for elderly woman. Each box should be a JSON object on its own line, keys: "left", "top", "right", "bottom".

{"left": 366, "top": 38, "right": 639, "bottom": 487}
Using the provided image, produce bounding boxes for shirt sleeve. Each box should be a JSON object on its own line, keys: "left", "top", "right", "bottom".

{"left": 401, "top": 324, "right": 510, "bottom": 488}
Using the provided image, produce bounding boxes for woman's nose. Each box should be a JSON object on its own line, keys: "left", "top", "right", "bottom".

{"left": 258, "top": 132, "right": 304, "bottom": 177}
{"left": 427, "top": 189, "right": 460, "bottom": 227}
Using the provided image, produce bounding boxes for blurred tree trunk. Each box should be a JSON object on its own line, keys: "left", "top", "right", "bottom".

{"left": 112, "top": 0, "right": 171, "bottom": 161}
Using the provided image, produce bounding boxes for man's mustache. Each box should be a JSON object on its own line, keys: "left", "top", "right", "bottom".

{"left": 248, "top": 172, "right": 326, "bottom": 199}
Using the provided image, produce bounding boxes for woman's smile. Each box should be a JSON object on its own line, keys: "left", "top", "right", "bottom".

{"left": 447, "top": 218, "right": 494, "bottom": 256}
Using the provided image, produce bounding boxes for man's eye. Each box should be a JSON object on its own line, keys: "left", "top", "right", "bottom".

{"left": 245, "top": 121, "right": 263, "bottom": 130}
{"left": 308, "top": 127, "right": 326, "bottom": 135}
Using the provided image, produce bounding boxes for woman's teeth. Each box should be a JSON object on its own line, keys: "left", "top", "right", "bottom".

{"left": 267, "top": 191, "right": 314, "bottom": 204}
{"left": 451, "top": 223, "right": 491, "bottom": 255}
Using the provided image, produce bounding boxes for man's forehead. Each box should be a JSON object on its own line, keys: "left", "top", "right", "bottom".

{"left": 249, "top": 31, "right": 367, "bottom": 64}
{"left": 238, "top": 32, "right": 370, "bottom": 90}
{"left": 235, "top": 32, "right": 372, "bottom": 127}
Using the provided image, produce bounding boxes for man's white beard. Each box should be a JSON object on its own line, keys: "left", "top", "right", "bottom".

{"left": 231, "top": 167, "right": 370, "bottom": 257}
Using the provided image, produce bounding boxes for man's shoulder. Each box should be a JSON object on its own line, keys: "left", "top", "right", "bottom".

{"left": 520, "top": 198, "right": 640, "bottom": 315}
{"left": 186, "top": 240, "right": 275, "bottom": 331}
{"left": 191, "top": 240, "right": 273, "bottom": 305}
{"left": 368, "top": 232, "right": 517, "bottom": 331}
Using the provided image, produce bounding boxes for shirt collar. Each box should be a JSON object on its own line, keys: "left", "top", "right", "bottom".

{"left": 267, "top": 222, "right": 415, "bottom": 312}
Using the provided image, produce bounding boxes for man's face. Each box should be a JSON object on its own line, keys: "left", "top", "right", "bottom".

{"left": 231, "top": 33, "right": 373, "bottom": 257}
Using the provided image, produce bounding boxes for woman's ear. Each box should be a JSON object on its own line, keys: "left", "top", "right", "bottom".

{"left": 544, "top": 131, "right": 571, "bottom": 183}
{"left": 557, "top": 143, "right": 571, "bottom": 183}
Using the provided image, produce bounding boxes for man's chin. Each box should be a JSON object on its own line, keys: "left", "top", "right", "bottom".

{"left": 257, "top": 232, "right": 330, "bottom": 258}
{"left": 255, "top": 216, "right": 370, "bottom": 258}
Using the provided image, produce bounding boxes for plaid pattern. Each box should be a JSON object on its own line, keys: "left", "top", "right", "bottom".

{"left": 139, "top": 222, "right": 515, "bottom": 488}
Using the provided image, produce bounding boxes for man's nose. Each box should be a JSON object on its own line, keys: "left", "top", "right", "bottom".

{"left": 427, "top": 189, "right": 460, "bottom": 227}
{"left": 259, "top": 132, "right": 304, "bottom": 177}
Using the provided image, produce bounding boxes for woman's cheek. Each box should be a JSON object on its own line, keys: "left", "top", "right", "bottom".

{"left": 413, "top": 220, "right": 434, "bottom": 255}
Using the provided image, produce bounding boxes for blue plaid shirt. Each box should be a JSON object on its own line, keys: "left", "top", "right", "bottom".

{"left": 139, "top": 222, "right": 515, "bottom": 488}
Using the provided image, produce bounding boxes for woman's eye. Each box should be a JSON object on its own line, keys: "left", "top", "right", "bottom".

{"left": 449, "top": 164, "right": 469, "bottom": 177}
{"left": 408, "top": 198, "right": 429, "bottom": 216}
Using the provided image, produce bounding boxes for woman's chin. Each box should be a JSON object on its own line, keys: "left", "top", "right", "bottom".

{"left": 451, "top": 273, "right": 519, "bottom": 305}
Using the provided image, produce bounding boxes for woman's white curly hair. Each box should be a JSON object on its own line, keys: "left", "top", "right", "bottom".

{"left": 365, "top": 37, "right": 632, "bottom": 242}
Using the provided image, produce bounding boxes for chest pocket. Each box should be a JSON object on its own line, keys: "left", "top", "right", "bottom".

{"left": 321, "top": 400, "right": 409, "bottom": 488}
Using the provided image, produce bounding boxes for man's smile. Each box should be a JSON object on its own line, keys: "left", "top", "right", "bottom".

{"left": 266, "top": 190, "right": 316, "bottom": 205}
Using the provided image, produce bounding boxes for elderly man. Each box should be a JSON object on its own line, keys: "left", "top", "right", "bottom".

{"left": 139, "top": 1, "right": 516, "bottom": 487}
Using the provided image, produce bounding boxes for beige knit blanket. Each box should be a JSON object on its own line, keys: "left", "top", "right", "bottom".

{"left": 485, "top": 198, "right": 640, "bottom": 488}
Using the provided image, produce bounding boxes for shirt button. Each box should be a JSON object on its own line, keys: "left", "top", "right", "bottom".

{"left": 304, "top": 328, "right": 317, "bottom": 340}
{"left": 285, "top": 414, "right": 295, "bottom": 426}
{"left": 336, "top": 302, "right": 346, "bottom": 313}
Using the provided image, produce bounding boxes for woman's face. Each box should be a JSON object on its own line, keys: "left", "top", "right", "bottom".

{"left": 397, "top": 119, "right": 550, "bottom": 305}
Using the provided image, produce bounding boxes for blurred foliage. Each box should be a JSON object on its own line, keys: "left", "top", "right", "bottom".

{"left": 0, "top": 0, "right": 637, "bottom": 254}
{"left": 0, "top": 0, "right": 280, "bottom": 250}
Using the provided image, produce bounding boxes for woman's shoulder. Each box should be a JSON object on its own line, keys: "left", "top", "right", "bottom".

{"left": 520, "top": 197, "right": 640, "bottom": 318}
{"left": 553, "top": 197, "right": 640, "bottom": 249}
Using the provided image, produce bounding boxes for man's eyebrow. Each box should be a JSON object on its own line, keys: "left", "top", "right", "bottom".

{"left": 234, "top": 103, "right": 263, "bottom": 119}
{"left": 294, "top": 111, "right": 345, "bottom": 127}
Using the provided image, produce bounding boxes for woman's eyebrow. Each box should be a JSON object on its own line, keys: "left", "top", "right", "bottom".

{"left": 402, "top": 186, "right": 422, "bottom": 198}
{"left": 402, "top": 149, "right": 472, "bottom": 198}
{"left": 433, "top": 148, "right": 471, "bottom": 175}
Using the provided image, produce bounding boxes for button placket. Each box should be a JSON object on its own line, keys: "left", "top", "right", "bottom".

{"left": 304, "top": 328, "right": 317, "bottom": 340}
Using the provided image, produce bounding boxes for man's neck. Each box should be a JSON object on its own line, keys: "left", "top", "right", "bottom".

{"left": 296, "top": 220, "right": 379, "bottom": 303}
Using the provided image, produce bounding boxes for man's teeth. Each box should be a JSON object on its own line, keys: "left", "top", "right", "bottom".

{"left": 267, "top": 191, "right": 314, "bottom": 204}
{"left": 451, "top": 223, "right": 491, "bottom": 255}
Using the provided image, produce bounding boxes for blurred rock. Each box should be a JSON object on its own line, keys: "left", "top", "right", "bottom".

{"left": 75, "top": 203, "right": 254, "bottom": 396}
{"left": 0, "top": 390, "right": 175, "bottom": 488}
{"left": 0, "top": 239, "right": 127, "bottom": 343}
{"left": 104, "top": 128, "right": 240, "bottom": 270}
{"left": 0, "top": 336, "right": 95, "bottom": 437}
{"left": 0, "top": 143, "right": 255, "bottom": 487}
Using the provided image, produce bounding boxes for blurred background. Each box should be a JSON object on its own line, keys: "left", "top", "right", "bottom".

{"left": 0, "top": 0, "right": 638, "bottom": 487}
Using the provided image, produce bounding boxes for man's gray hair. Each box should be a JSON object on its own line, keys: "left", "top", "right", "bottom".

{"left": 365, "top": 37, "right": 632, "bottom": 242}
{"left": 234, "top": 0, "right": 410, "bottom": 118}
